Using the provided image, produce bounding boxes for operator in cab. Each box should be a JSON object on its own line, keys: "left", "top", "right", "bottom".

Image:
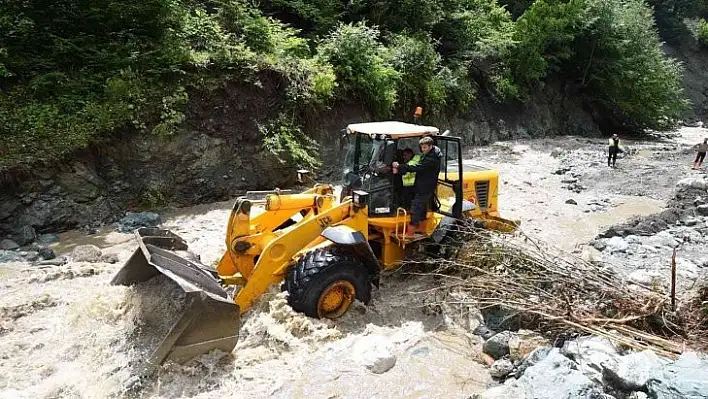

{"left": 399, "top": 148, "right": 421, "bottom": 209}
{"left": 393, "top": 137, "right": 442, "bottom": 236}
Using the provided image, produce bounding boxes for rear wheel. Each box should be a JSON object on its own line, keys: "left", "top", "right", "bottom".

{"left": 283, "top": 247, "right": 372, "bottom": 318}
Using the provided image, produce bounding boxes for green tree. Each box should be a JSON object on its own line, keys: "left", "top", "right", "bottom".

{"left": 574, "top": 0, "right": 688, "bottom": 130}
{"left": 317, "top": 22, "right": 400, "bottom": 116}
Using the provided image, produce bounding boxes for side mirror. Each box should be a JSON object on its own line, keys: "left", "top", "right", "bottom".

{"left": 383, "top": 141, "right": 396, "bottom": 165}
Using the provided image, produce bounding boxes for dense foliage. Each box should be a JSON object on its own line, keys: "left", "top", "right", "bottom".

{"left": 0, "top": 0, "right": 693, "bottom": 171}
{"left": 700, "top": 19, "right": 708, "bottom": 47}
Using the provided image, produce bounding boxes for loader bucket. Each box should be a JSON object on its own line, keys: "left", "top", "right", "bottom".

{"left": 111, "top": 228, "right": 240, "bottom": 375}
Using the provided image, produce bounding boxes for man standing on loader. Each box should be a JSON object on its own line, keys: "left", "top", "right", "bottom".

{"left": 393, "top": 137, "right": 442, "bottom": 236}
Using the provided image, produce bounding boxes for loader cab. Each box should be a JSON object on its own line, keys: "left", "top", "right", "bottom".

{"left": 341, "top": 121, "right": 464, "bottom": 219}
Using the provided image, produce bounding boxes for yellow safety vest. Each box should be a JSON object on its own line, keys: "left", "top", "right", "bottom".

{"left": 402, "top": 155, "right": 421, "bottom": 187}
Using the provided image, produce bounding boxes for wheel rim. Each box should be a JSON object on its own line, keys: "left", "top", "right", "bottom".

{"left": 317, "top": 280, "right": 356, "bottom": 319}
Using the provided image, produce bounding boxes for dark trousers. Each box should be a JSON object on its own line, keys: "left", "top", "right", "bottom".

{"left": 401, "top": 186, "right": 415, "bottom": 209}
{"left": 695, "top": 152, "right": 706, "bottom": 164}
{"left": 608, "top": 148, "right": 618, "bottom": 166}
{"left": 411, "top": 191, "right": 433, "bottom": 225}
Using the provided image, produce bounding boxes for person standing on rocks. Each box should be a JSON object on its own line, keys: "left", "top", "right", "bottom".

{"left": 608, "top": 134, "right": 623, "bottom": 168}
{"left": 692, "top": 138, "right": 708, "bottom": 169}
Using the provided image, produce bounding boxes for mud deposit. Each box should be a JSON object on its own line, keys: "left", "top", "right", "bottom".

{"left": 2, "top": 127, "right": 708, "bottom": 398}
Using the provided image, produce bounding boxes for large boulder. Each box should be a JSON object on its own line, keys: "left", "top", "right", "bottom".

{"left": 697, "top": 204, "right": 708, "bottom": 216}
{"left": 489, "top": 358, "right": 514, "bottom": 379}
{"left": 38, "top": 247, "right": 56, "bottom": 261}
{"left": 71, "top": 245, "right": 103, "bottom": 263}
{"left": 478, "top": 349, "right": 604, "bottom": 399}
{"left": 676, "top": 177, "right": 707, "bottom": 191}
{"left": 12, "top": 225, "right": 36, "bottom": 246}
{"left": 117, "top": 211, "right": 162, "bottom": 233}
{"left": 646, "top": 352, "right": 708, "bottom": 399}
{"left": 0, "top": 250, "right": 24, "bottom": 263}
{"left": 483, "top": 331, "right": 514, "bottom": 360}
{"left": 0, "top": 239, "right": 19, "bottom": 250}
{"left": 602, "top": 350, "right": 666, "bottom": 392}
{"left": 606, "top": 236, "right": 629, "bottom": 253}
{"left": 517, "top": 347, "right": 552, "bottom": 375}
{"left": 645, "top": 231, "right": 679, "bottom": 249}
{"left": 561, "top": 336, "right": 619, "bottom": 383}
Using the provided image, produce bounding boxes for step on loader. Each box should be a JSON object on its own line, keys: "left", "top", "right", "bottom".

{"left": 111, "top": 120, "right": 519, "bottom": 376}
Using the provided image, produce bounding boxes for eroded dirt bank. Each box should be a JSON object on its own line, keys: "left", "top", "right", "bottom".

{"left": 2, "top": 127, "right": 707, "bottom": 398}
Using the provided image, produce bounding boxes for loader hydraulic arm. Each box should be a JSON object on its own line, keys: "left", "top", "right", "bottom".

{"left": 233, "top": 199, "right": 354, "bottom": 313}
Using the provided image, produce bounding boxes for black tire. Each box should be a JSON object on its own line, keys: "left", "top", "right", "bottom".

{"left": 283, "top": 247, "right": 372, "bottom": 318}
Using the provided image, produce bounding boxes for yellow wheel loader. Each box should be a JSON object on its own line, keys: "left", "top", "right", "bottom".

{"left": 111, "top": 121, "right": 517, "bottom": 374}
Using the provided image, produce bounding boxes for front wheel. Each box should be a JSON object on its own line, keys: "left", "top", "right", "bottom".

{"left": 283, "top": 248, "right": 372, "bottom": 319}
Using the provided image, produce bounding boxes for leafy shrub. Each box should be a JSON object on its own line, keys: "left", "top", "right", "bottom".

{"left": 260, "top": 115, "right": 321, "bottom": 168}
{"left": 317, "top": 23, "right": 400, "bottom": 116}
{"left": 699, "top": 19, "right": 708, "bottom": 46}
{"left": 510, "top": 0, "right": 587, "bottom": 86}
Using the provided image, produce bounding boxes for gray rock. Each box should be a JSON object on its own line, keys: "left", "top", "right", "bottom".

{"left": 118, "top": 212, "right": 162, "bottom": 233}
{"left": 677, "top": 177, "right": 707, "bottom": 190}
{"left": 484, "top": 331, "right": 514, "bottom": 360}
{"left": 351, "top": 335, "right": 396, "bottom": 374}
{"left": 684, "top": 217, "right": 699, "bottom": 226}
{"left": 645, "top": 231, "right": 678, "bottom": 248}
{"left": 0, "top": 250, "right": 24, "bottom": 263}
{"left": 628, "top": 269, "right": 663, "bottom": 287}
{"left": 562, "top": 177, "right": 579, "bottom": 184}
{"left": 566, "top": 199, "right": 578, "bottom": 205}
{"left": 22, "top": 251, "right": 39, "bottom": 262}
{"left": 100, "top": 253, "right": 119, "bottom": 264}
{"left": 38, "top": 247, "right": 56, "bottom": 260}
{"left": 0, "top": 239, "right": 19, "bottom": 250}
{"left": 647, "top": 352, "right": 708, "bottom": 399}
{"left": 517, "top": 347, "right": 552, "bottom": 375}
{"left": 602, "top": 350, "right": 665, "bottom": 391}
{"left": 37, "top": 257, "right": 67, "bottom": 266}
{"left": 591, "top": 240, "right": 607, "bottom": 251}
{"left": 561, "top": 336, "right": 619, "bottom": 383}
{"left": 550, "top": 148, "right": 564, "bottom": 158}
{"left": 478, "top": 349, "right": 604, "bottom": 399}
{"left": 489, "top": 358, "right": 514, "bottom": 379}
{"left": 606, "top": 236, "right": 629, "bottom": 253}
{"left": 71, "top": 245, "right": 102, "bottom": 263}
{"left": 37, "top": 234, "right": 60, "bottom": 244}
{"left": 697, "top": 204, "right": 708, "bottom": 216}
{"left": 13, "top": 225, "right": 36, "bottom": 246}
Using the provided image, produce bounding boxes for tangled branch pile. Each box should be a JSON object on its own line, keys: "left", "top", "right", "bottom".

{"left": 413, "top": 226, "right": 708, "bottom": 357}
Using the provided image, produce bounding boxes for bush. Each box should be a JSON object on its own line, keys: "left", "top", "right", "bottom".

{"left": 509, "top": 0, "right": 588, "bottom": 86}
{"left": 317, "top": 23, "right": 400, "bottom": 116}
{"left": 699, "top": 19, "right": 708, "bottom": 46}
{"left": 260, "top": 114, "right": 321, "bottom": 169}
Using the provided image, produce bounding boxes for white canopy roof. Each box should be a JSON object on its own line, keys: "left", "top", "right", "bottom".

{"left": 346, "top": 121, "right": 439, "bottom": 138}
